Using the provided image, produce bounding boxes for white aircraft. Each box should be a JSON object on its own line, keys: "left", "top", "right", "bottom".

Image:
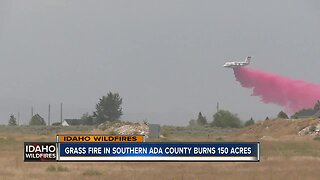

{"left": 223, "top": 56, "right": 252, "bottom": 68}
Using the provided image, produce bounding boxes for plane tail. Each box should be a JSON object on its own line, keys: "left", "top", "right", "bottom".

{"left": 245, "top": 56, "right": 252, "bottom": 63}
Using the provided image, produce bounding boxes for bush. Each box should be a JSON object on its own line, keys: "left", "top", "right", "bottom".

{"left": 83, "top": 169, "right": 103, "bottom": 176}
{"left": 46, "top": 165, "right": 69, "bottom": 172}
{"left": 188, "top": 119, "right": 197, "bottom": 127}
{"left": 161, "top": 126, "right": 176, "bottom": 137}
{"left": 57, "top": 165, "right": 69, "bottom": 171}
{"left": 46, "top": 165, "right": 56, "bottom": 172}
{"left": 211, "top": 110, "right": 241, "bottom": 128}
{"left": 216, "top": 137, "right": 223, "bottom": 141}
{"left": 314, "top": 135, "right": 320, "bottom": 141}
{"left": 196, "top": 112, "right": 207, "bottom": 126}
{"left": 8, "top": 115, "right": 17, "bottom": 126}
{"left": 109, "top": 129, "right": 117, "bottom": 135}
{"left": 244, "top": 118, "right": 255, "bottom": 127}
{"left": 309, "top": 125, "right": 316, "bottom": 132}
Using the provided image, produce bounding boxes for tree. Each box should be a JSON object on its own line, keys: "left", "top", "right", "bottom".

{"left": 188, "top": 119, "right": 197, "bottom": 127}
{"left": 29, "top": 114, "right": 46, "bottom": 126}
{"left": 292, "top": 108, "right": 316, "bottom": 119}
{"left": 196, "top": 112, "right": 207, "bottom": 126}
{"left": 211, "top": 110, "right": 241, "bottom": 128}
{"left": 93, "top": 92, "right": 123, "bottom": 124}
{"left": 277, "top": 111, "right": 289, "bottom": 119}
{"left": 292, "top": 101, "right": 320, "bottom": 119}
{"left": 81, "top": 113, "right": 94, "bottom": 125}
{"left": 314, "top": 100, "right": 320, "bottom": 111}
{"left": 8, "top": 114, "right": 17, "bottom": 126}
{"left": 244, "top": 118, "right": 255, "bottom": 127}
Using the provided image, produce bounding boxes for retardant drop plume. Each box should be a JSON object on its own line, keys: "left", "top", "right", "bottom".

{"left": 233, "top": 67, "right": 320, "bottom": 113}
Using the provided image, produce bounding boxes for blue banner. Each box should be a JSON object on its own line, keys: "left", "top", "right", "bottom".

{"left": 58, "top": 142, "right": 259, "bottom": 162}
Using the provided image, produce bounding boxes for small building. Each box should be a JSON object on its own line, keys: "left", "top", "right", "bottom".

{"left": 62, "top": 119, "right": 82, "bottom": 126}
{"left": 148, "top": 124, "right": 161, "bottom": 138}
{"left": 61, "top": 121, "right": 69, "bottom": 126}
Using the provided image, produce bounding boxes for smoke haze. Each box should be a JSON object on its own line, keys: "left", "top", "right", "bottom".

{"left": 0, "top": 1, "right": 319, "bottom": 124}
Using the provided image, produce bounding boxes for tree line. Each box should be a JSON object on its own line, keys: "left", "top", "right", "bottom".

{"left": 188, "top": 110, "right": 251, "bottom": 128}
{"left": 8, "top": 91, "right": 123, "bottom": 126}
{"left": 8, "top": 93, "right": 320, "bottom": 126}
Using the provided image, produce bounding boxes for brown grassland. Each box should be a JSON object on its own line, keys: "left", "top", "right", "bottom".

{"left": 1, "top": 119, "right": 320, "bottom": 180}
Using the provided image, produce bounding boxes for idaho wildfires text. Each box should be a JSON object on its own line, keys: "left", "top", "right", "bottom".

{"left": 24, "top": 142, "right": 56, "bottom": 162}
{"left": 59, "top": 135, "right": 141, "bottom": 142}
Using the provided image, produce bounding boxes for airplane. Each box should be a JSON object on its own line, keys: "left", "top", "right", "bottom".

{"left": 223, "top": 56, "right": 252, "bottom": 68}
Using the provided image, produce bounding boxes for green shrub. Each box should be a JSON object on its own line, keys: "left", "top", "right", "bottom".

{"left": 109, "top": 129, "right": 117, "bottom": 135}
{"left": 309, "top": 125, "right": 316, "bottom": 132}
{"left": 314, "top": 135, "right": 320, "bottom": 141}
{"left": 244, "top": 118, "right": 255, "bottom": 127}
{"left": 216, "top": 137, "right": 223, "bottom": 141}
{"left": 56, "top": 165, "right": 69, "bottom": 171}
{"left": 83, "top": 169, "right": 103, "bottom": 176}
{"left": 46, "top": 165, "right": 56, "bottom": 172}
{"left": 46, "top": 165, "right": 69, "bottom": 172}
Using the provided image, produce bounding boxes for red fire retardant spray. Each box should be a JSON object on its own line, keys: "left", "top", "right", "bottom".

{"left": 233, "top": 67, "right": 320, "bottom": 113}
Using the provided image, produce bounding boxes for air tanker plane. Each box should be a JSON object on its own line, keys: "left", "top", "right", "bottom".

{"left": 223, "top": 56, "right": 252, "bottom": 68}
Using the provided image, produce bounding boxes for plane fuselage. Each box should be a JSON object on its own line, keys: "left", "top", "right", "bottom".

{"left": 223, "top": 62, "right": 249, "bottom": 68}
{"left": 223, "top": 56, "right": 252, "bottom": 68}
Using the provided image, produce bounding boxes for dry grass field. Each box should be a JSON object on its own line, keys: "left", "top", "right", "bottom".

{"left": 1, "top": 120, "right": 320, "bottom": 180}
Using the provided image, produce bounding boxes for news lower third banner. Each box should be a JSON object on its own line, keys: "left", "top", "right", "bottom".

{"left": 24, "top": 138, "right": 259, "bottom": 162}
{"left": 57, "top": 142, "right": 259, "bottom": 162}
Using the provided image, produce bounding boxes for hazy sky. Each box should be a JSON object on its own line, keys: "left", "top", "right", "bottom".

{"left": 0, "top": 0, "right": 319, "bottom": 125}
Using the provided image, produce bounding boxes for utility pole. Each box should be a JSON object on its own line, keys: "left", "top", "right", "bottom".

{"left": 216, "top": 102, "right": 220, "bottom": 112}
{"left": 18, "top": 111, "right": 20, "bottom": 126}
{"left": 48, "top": 104, "right": 51, "bottom": 126}
{"left": 60, "top": 103, "right": 63, "bottom": 124}
{"left": 31, "top": 106, "right": 34, "bottom": 118}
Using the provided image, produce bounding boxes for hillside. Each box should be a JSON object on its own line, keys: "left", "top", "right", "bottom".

{"left": 233, "top": 118, "right": 320, "bottom": 141}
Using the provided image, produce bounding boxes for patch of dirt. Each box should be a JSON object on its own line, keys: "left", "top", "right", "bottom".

{"left": 91, "top": 121, "right": 149, "bottom": 136}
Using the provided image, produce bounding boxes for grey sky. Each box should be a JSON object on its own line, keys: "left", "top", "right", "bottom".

{"left": 0, "top": 0, "right": 319, "bottom": 125}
